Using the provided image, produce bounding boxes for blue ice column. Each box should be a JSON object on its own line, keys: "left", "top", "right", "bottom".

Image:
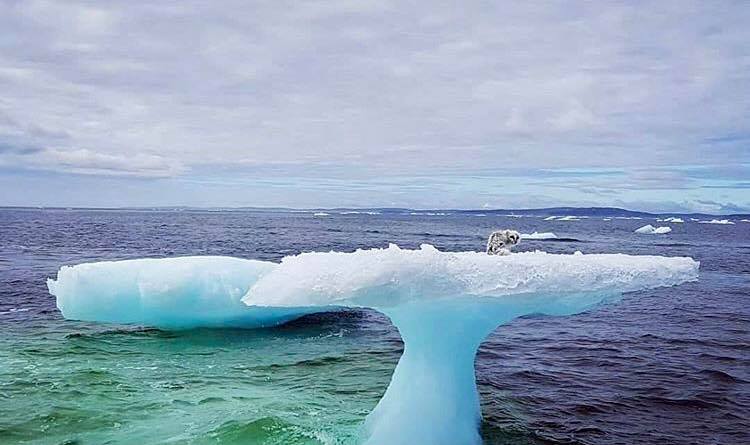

{"left": 360, "top": 293, "right": 614, "bottom": 445}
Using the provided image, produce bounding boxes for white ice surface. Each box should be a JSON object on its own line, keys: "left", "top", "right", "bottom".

{"left": 635, "top": 224, "right": 672, "bottom": 234}
{"left": 521, "top": 231, "right": 558, "bottom": 240}
{"left": 699, "top": 219, "right": 735, "bottom": 225}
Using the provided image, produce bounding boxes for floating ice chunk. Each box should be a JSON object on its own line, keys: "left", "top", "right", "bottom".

{"left": 741, "top": 219, "right": 750, "bottom": 222}
{"left": 658, "top": 217, "right": 684, "bottom": 223}
{"left": 521, "top": 231, "right": 558, "bottom": 240}
{"left": 543, "top": 216, "right": 558, "bottom": 220}
{"left": 635, "top": 224, "right": 672, "bottom": 234}
{"left": 47, "top": 256, "right": 320, "bottom": 328}
{"left": 556, "top": 215, "right": 582, "bottom": 221}
{"left": 699, "top": 219, "right": 735, "bottom": 225}
{"left": 313, "top": 212, "right": 330, "bottom": 217}
{"left": 48, "top": 246, "right": 698, "bottom": 445}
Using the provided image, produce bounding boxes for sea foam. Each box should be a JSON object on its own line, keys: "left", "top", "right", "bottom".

{"left": 47, "top": 245, "right": 699, "bottom": 445}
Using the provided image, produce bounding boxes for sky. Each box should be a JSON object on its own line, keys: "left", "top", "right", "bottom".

{"left": 1, "top": 1, "right": 749, "bottom": 213}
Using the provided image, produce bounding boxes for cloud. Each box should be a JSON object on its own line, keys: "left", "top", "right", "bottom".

{"left": 0, "top": 1, "right": 748, "bottom": 210}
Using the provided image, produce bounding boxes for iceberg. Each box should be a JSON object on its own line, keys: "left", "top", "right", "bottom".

{"left": 521, "top": 231, "right": 557, "bottom": 240}
{"left": 658, "top": 217, "right": 684, "bottom": 223}
{"left": 634, "top": 224, "right": 672, "bottom": 234}
{"left": 47, "top": 245, "right": 698, "bottom": 445}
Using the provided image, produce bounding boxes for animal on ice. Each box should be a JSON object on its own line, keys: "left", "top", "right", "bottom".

{"left": 486, "top": 230, "right": 520, "bottom": 255}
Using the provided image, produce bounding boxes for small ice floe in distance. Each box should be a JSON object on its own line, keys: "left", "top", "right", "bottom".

{"left": 521, "top": 231, "right": 558, "bottom": 240}
{"left": 543, "top": 216, "right": 558, "bottom": 221}
{"left": 698, "top": 219, "right": 735, "bottom": 225}
{"left": 635, "top": 224, "right": 672, "bottom": 234}
{"left": 658, "top": 217, "right": 684, "bottom": 223}
{"left": 313, "top": 212, "right": 330, "bottom": 217}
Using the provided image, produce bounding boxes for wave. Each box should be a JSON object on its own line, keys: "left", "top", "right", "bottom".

{"left": 47, "top": 245, "right": 699, "bottom": 445}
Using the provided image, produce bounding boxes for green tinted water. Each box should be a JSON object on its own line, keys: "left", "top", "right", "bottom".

{"left": 1, "top": 312, "right": 401, "bottom": 445}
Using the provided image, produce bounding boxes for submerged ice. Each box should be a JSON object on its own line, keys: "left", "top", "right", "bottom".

{"left": 48, "top": 245, "right": 699, "bottom": 445}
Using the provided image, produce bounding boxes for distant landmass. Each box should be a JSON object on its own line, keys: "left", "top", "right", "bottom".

{"left": 2, "top": 205, "right": 749, "bottom": 219}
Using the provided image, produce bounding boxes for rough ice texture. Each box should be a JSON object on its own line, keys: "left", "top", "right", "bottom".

{"left": 242, "top": 244, "right": 697, "bottom": 309}
{"left": 635, "top": 224, "right": 672, "bottom": 234}
{"left": 47, "top": 245, "right": 699, "bottom": 445}
{"left": 521, "top": 231, "right": 557, "bottom": 239}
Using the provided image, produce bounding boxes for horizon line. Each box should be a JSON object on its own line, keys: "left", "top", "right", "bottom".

{"left": 2, "top": 205, "right": 748, "bottom": 217}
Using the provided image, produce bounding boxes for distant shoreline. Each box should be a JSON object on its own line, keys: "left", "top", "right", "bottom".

{"left": 1, "top": 206, "right": 748, "bottom": 219}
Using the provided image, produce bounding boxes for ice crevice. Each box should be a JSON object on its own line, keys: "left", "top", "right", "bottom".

{"left": 47, "top": 244, "right": 699, "bottom": 445}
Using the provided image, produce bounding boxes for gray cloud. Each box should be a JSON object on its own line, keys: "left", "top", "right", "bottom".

{"left": 0, "top": 1, "right": 748, "bottom": 212}
{"left": 1, "top": 0, "right": 749, "bottom": 177}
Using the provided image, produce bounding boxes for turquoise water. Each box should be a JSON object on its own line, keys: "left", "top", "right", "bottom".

{"left": 2, "top": 312, "right": 401, "bottom": 445}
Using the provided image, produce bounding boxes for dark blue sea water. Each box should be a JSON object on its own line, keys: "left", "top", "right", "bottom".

{"left": 1, "top": 209, "right": 748, "bottom": 445}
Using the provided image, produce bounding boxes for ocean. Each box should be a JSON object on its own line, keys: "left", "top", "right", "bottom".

{"left": 1, "top": 209, "right": 748, "bottom": 445}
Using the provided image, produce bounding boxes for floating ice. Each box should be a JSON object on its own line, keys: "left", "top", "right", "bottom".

{"left": 543, "top": 215, "right": 558, "bottom": 220}
{"left": 47, "top": 245, "right": 699, "bottom": 445}
{"left": 241, "top": 244, "right": 697, "bottom": 445}
{"left": 556, "top": 215, "right": 582, "bottom": 221}
{"left": 635, "top": 224, "right": 672, "bottom": 234}
{"left": 699, "top": 219, "right": 735, "bottom": 225}
{"left": 658, "top": 217, "right": 684, "bottom": 223}
{"left": 313, "top": 212, "right": 330, "bottom": 217}
{"left": 47, "top": 256, "right": 320, "bottom": 328}
{"left": 521, "top": 231, "right": 558, "bottom": 240}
